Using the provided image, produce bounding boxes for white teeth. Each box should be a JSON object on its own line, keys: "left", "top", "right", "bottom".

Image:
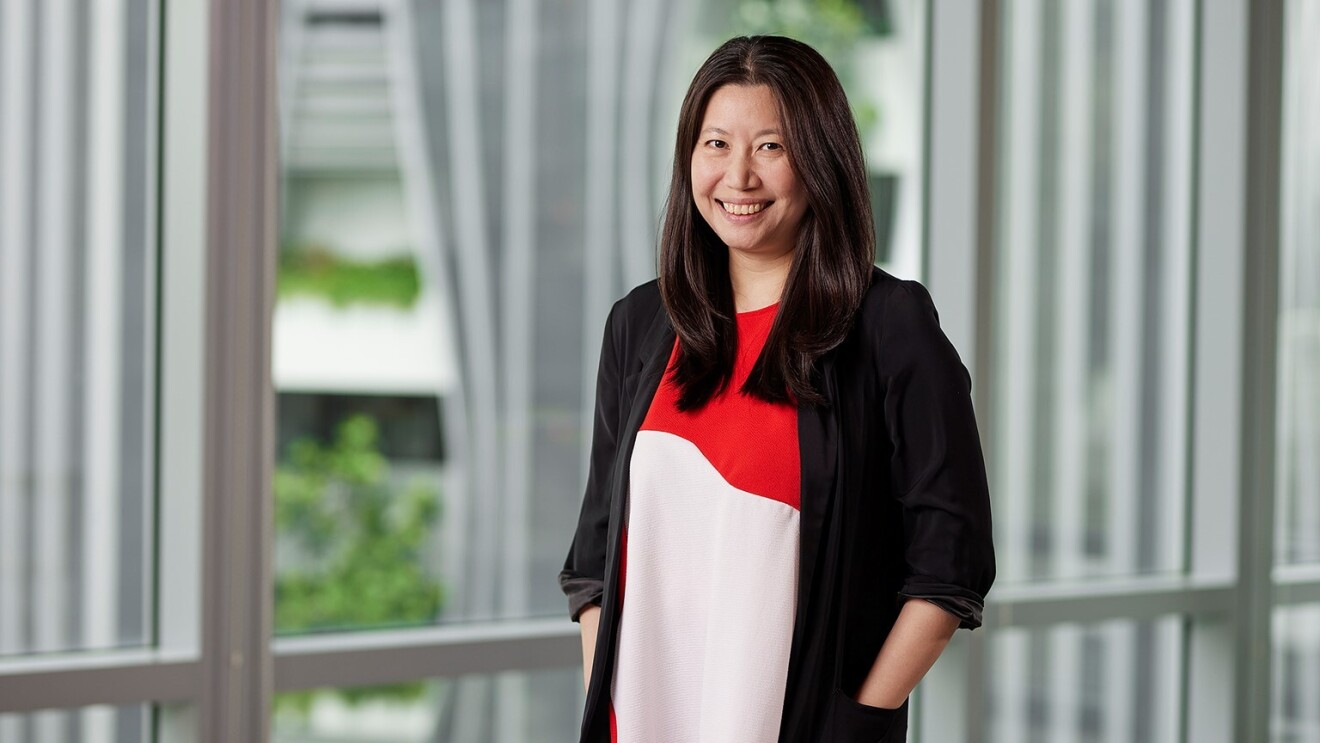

{"left": 721, "top": 201, "right": 767, "bottom": 216}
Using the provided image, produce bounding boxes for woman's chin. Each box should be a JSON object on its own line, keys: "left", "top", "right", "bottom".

{"left": 722, "top": 238, "right": 795, "bottom": 260}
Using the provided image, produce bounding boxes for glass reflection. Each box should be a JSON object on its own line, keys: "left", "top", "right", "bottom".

{"left": 272, "top": 669, "right": 580, "bottom": 743}
{"left": 0, "top": 0, "right": 156, "bottom": 657}
{"left": 1273, "top": 605, "right": 1320, "bottom": 743}
{"left": 984, "top": 617, "right": 1181, "bottom": 743}
{"left": 1275, "top": 0, "right": 1320, "bottom": 568}
{"left": 0, "top": 706, "right": 149, "bottom": 743}
{"left": 989, "top": 0, "right": 1196, "bottom": 584}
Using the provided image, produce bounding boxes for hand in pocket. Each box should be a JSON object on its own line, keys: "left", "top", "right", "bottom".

{"left": 825, "top": 688, "right": 909, "bottom": 742}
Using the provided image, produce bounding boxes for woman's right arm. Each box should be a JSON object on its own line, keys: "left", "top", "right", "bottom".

{"left": 559, "top": 300, "right": 626, "bottom": 691}
{"left": 578, "top": 604, "right": 601, "bottom": 691}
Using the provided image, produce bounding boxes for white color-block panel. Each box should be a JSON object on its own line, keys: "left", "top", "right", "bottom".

{"left": 613, "top": 430, "right": 800, "bottom": 743}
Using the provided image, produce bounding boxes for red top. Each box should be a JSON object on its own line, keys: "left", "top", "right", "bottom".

{"left": 639, "top": 301, "right": 800, "bottom": 508}
{"left": 610, "top": 302, "right": 802, "bottom": 743}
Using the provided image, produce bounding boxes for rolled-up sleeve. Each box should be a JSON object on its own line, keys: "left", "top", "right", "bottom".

{"left": 558, "top": 301, "right": 625, "bottom": 622}
{"left": 879, "top": 280, "right": 996, "bottom": 630}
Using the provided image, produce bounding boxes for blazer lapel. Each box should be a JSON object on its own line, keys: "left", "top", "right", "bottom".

{"left": 794, "top": 352, "right": 840, "bottom": 640}
{"left": 583, "top": 301, "right": 675, "bottom": 742}
{"left": 609, "top": 302, "right": 675, "bottom": 518}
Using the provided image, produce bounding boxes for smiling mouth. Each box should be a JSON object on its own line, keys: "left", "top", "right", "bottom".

{"left": 719, "top": 200, "right": 771, "bottom": 216}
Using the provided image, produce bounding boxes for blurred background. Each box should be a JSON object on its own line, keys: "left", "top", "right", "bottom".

{"left": 0, "top": 0, "right": 1316, "bottom": 741}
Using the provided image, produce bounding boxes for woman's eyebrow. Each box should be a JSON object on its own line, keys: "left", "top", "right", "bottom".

{"left": 700, "top": 127, "right": 781, "bottom": 137}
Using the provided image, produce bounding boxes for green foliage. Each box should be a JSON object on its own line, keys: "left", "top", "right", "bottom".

{"left": 731, "top": 0, "right": 871, "bottom": 58}
{"left": 277, "top": 245, "right": 421, "bottom": 309}
{"left": 728, "top": 0, "right": 883, "bottom": 137}
{"left": 273, "top": 414, "right": 444, "bottom": 718}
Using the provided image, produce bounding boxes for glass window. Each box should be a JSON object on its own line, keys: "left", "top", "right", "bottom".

{"left": 1273, "top": 605, "right": 1320, "bottom": 742}
{"left": 989, "top": 0, "right": 1196, "bottom": 584}
{"left": 983, "top": 617, "right": 1182, "bottom": 742}
{"left": 1275, "top": 0, "right": 1320, "bottom": 568}
{"left": 0, "top": 0, "right": 156, "bottom": 656}
{"left": 1273, "top": 4, "right": 1320, "bottom": 736}
{"left": 273, "top": 1, "right": 480, "bottom": 634}
{"left": 272, "top": 0, "right": 928, "bottom": 634}
{"left": 0, "top": 705, "right": 150, "bottom": 743}
{"left": 271, "top": 668, "right": 579, "bottom": 743}
{"left": 269, "top": 5, "right": 927, "bottom": 737}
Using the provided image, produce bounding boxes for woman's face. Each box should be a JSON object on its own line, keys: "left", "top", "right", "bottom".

{"left": 690, "top": 84, "right": 808, "bottom": 261}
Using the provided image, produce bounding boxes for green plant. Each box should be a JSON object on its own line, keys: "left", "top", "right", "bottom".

{"left": 277, "top": 245, "right": 422, "bottom": 309}
{"left": 728, "top": 0, "right": 882, "bottom": 136}
{"left": 273, "top": 414, "right": 444, "bottom": 718}
{"left": 731, "top": 0, "right": 871, "bottom": 56}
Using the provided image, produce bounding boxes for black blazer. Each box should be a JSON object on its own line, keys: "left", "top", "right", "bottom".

{"left": 559, "top": 265, "right": 997, "bottom": 742}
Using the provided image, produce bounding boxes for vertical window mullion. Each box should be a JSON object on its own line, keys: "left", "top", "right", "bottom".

{"left": 1238, "top": 0, "right": 1285, "bottom": 740}
{"left": 199, "top": 0, "right": 278, "bottom": 739}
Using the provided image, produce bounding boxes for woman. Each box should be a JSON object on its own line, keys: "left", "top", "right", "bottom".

{"left": 559, "top": 35, "right": 995, "bottom": 743}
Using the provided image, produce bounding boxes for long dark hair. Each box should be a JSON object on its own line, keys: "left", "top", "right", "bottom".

{"left": 659, "top": 35, "right": 875, "bottom": 410}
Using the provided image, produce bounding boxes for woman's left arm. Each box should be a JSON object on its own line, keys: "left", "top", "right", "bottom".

{"left": 860, "top": 279, "right": 998, "bottom": 707}
{"left": 854, "top": 598, "right": 959, "bottom": 708}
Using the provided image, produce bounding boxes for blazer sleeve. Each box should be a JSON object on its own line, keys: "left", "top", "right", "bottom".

{"left": 879, "top": 279, "right": 996, "bottom": 630}
{"left": 558, "top": 300, "right": 625, "bottom": 622}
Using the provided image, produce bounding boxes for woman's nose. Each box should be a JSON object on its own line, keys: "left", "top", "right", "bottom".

{"left": 723, "top": 151, "right": 760, "bottom": 190}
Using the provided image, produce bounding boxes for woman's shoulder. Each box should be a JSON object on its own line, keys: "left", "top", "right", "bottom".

{"left": 617, "top": 278, "right": 661, "bottom": 311}
{"left": 846, "top": 265, "right": 965, "bottom": 376}
{"left": 855, "top": 265, "right": 940, "bottom": 336}
{"left": 596, "top": 279, "right": 668, "bottom": 363}
{"left": 609, "top": 279, "right": 664, "bottom": 332}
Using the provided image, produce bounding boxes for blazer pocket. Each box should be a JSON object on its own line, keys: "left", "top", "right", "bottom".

{"left": 826, "top": 687, "right": 909, "bottom": 742}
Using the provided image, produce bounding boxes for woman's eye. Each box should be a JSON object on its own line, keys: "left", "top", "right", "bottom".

{"left": 706, "top": 139, "right": 727, "bottom": 149}
{"left": 760, "top": 142, "right": 783, "bottom": 151}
